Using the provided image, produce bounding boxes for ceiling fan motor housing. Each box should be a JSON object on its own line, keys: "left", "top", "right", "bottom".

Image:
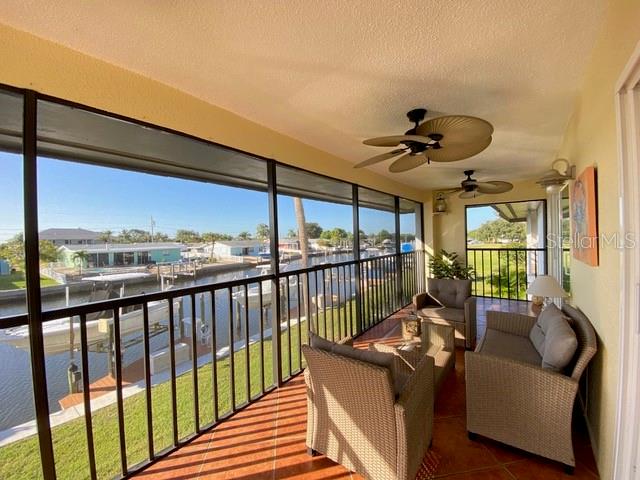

{"left": 406, "top": 108, "right": 427, "bottom": 125}
{"left": 461, "top": 170, "right": 477, "bottom": 191}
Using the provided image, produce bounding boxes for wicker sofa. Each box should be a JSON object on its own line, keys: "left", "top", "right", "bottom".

{"left": 413, "top": 278, "right": 477, "bottom": 349}
{"left": 465, "top": 304, "right": 597, "bottom": 472}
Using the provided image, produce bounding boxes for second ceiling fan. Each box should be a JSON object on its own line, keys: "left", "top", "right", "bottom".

{"left": 441, "top": 170, "right": 513, "bottom": 199}
{"left": 355, "top": 108, "right": 493, "bottom": 172}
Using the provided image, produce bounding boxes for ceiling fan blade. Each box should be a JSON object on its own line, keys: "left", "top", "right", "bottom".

{"left": 438, "top": 187, "right": 464, "bottom": 195}
{"left": 416, "top": 115, "right": 494, "bottom": 145}
{"left": 363, "top": 135, "right": 432, "bottom": 147}
{"left": 459, "top": 190, "right": 484, "bottom": 199}
{"left": 427, "top": 136, "right": 492, "bottom": 162}
{"left": 388, "top": 153, "right": 428, "bottom": 173}
{"left": 476, "top": 181, "right": 514, "bottom": 194}
{"left": 353, "top": 148, "right": 407, "bottom": 168}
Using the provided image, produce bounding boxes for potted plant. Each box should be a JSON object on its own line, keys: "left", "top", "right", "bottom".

{"left": 428, "top": 249, "right": 474, "bottom": 280}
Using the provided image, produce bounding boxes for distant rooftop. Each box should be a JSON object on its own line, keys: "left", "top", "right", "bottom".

{"left": 59, "top": 242, "right": 184, "bottom": 253}
{"left": 40, "top": 228, "right": 101, "bottom": 241}
{"left": 216, "top": 240, "right": 266, "bottom": 247}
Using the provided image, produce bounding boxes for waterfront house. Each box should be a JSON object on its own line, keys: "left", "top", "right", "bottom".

{"left": 39, "top": 228, "right": 103, "bottom": 246}
{"left": 58, "top": 243, "right": 184, "bottom": 268}
{"left": 211, "top": 240, "right": 264, "bottom": 258}
{"left": 183, "top": 243, "right": 207, "bottom": 261}
{"left": 278, "top": 238, "right": 300, "bottom": 252}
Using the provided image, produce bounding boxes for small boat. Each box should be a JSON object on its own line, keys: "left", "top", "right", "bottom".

{"left": 232, "top": 280, "right": 273, "bottom": 309}
{"left": 231, "top": 264, "right": 296, "bottom": 309}
{"left": 0, "top": 273, "right": 177, "bottom": 355}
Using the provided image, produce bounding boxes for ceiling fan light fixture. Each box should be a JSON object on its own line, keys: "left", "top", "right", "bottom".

{"left": 459, "top": 190, "right": 482, "bottom": 199}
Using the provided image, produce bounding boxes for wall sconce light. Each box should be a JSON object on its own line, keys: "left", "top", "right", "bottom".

{"left": 536, "top": 158, "right": 575, "bottom": 193}
{"left": 434, "top": 192, "right": 447, "bottom": 213}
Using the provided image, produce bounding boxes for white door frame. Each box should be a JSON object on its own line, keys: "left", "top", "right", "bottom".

{"left": 614, "top": 38, "right": 640, "bottom": 480}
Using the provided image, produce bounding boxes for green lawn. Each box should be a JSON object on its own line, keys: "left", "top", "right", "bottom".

{"left": 0, "top": 272, "right": 58, "bottom": 290}
{"left": 0, "top": 324, "right": 294, "bottom": 479}
{"left": 466, "top": 248, "right": 532, "bottom": 299}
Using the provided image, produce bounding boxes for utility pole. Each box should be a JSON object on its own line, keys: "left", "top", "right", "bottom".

{"left": 150, "top": 216, "right": 156, "bottom": 243}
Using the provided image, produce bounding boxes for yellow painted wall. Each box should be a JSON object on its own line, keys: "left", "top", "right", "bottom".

{"left": 554, "top": 1, "right": 640, "bottom": 477}
{"left": 0, "top": 23, "right": 423, "bottom": 202}
{"left": 431, "top": 179, "right": 543, "bottom": 258}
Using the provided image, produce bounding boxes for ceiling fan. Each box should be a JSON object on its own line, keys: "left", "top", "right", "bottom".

{"left": 441, "top": 170, "right": 513, "bottom": 199}
{"left": 355, "top": 108, "right": 493, "bottom": 173}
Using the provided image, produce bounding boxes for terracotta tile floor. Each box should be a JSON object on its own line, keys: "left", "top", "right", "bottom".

{"left": 135, "top": 300, "right": 599, "bottom": 479}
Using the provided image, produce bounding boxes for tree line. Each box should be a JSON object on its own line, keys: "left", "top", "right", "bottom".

{"left": 98, "top": 224, "right": 412, "bottom": 246}
{"left": 0, "top": 222, "right": 416, "bottom": 271}
{"left": 468, "top": 218, "right": 526, "bottom": 244}
{"left": 0, "top": 233, "right": 59, "bottom": 271}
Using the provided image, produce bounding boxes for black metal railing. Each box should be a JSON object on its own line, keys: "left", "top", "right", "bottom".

{"left": 0, "top": 250, "right": 424, "bottom": 479}
{"left": 466, "top": 247, "right": 546, "bottom": 300}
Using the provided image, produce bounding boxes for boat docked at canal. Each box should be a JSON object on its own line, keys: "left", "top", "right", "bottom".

{"left": 0, "top": 273, "right": 178, "bottom": 355}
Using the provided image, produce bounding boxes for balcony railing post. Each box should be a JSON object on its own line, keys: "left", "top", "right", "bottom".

{"left": 352, "top": 184, "right": 363, "bottom": 335}
{"left": 79, "top": 314, "right": 97, "bottom": 480}
{"left": 394, "top": 196, "right": 403, "bottom": 307}
{"left": 267, "top": 160, "right": 283, "bottom": 386}
{"left": 418, "top": 202, "right": 426, "bottom": 293}
{"left": 190, "top": 294, "right": 200, "bottom": 432}
{"left": 23, "top": 90, "right": 57, "bottom": 480}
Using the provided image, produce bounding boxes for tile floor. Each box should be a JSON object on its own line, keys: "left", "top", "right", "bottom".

{"left": 135, "top": 300, "right": 599, "bottom": 480}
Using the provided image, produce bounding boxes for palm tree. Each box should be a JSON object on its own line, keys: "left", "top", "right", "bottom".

{"left": 72, "top": 250, "right": 89, "bottom": 275}
{"left": 293, "top": 197, "right": 310, "bottom": 327}
{"left": 98, "top": 230, "right": 113, "bottom": 243}
{"left": 202, "top": 232, "right": 227, "bottom": 263}
{"left": 293, "top": 198, "right": 309, "bottom": 266}
{"left": 255, "top": 223, "right": 270, "bottom": 241}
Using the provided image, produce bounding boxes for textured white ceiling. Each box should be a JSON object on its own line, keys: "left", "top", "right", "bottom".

{"left": 0, "top": 0, "right": 606, "bottom": 190}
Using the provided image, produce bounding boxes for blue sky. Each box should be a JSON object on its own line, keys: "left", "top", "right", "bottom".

{"left": 0, "top": 153, "right": 417, "bottom": 242}
{"left": 466, "top": 206, "right": 498, "bottom": 231}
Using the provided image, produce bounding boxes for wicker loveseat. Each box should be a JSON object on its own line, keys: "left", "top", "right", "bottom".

{"left": 413, "top": 278, "right": 477, "bottom": 349}
{"left": 302, "top": 339, "right": 434, "bottom": 480}
{"left": 465, "top": 304, "right": 597, "bottom": 472}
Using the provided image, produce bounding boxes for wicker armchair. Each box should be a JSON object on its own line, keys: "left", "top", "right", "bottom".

{"left": 302, "top": 344, "right": 434, "bottom": 480}
{"left": 413, "top": 278, "right": 477, "bottom": 349}
{"left": 465, "top": 304, "right": 597, "bottom": 472}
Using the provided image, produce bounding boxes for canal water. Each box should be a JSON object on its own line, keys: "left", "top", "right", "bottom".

{"left": 0, "top": 253, "right": 379, "bottom": 432}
